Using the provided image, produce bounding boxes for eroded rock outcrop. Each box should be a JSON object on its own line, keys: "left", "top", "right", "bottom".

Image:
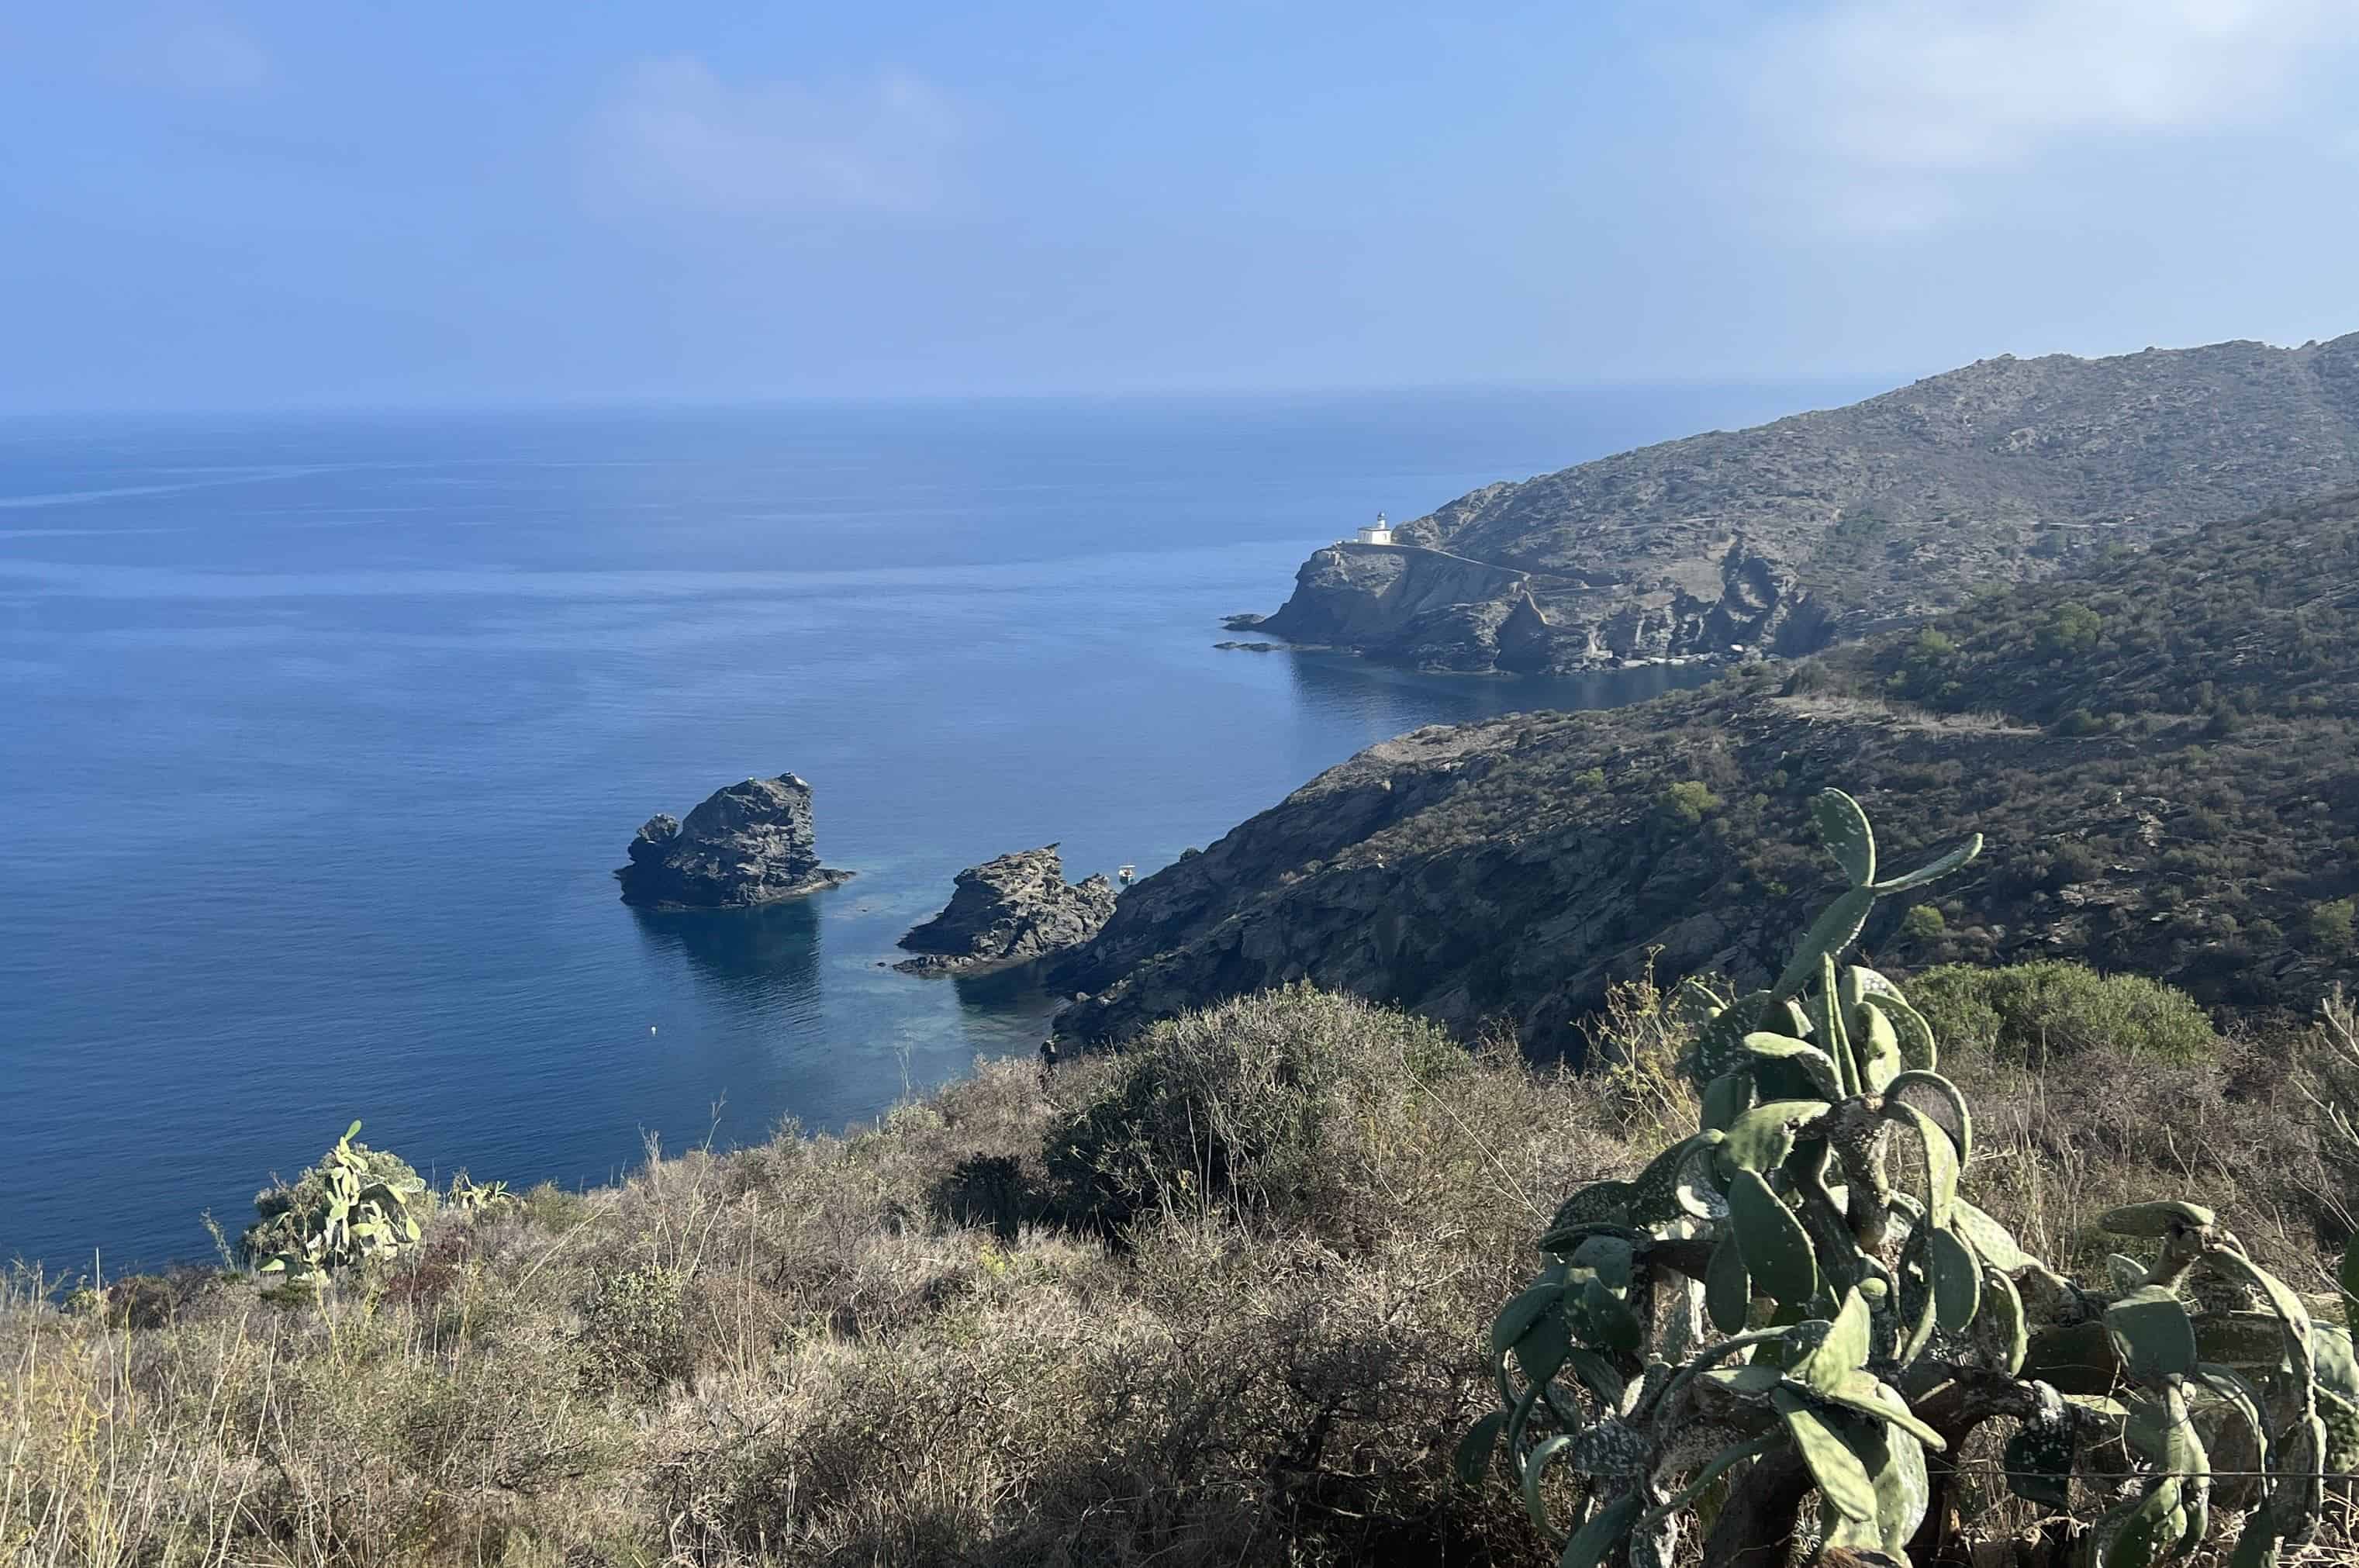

{"left": 617, "top": 773, "right": 853, "bottom": 908}
{"left": 896, "top": 844, "right": 1116, "bottom": 976}
{"left": 1256, "top": 544, "right": 1535, "bottom": 670}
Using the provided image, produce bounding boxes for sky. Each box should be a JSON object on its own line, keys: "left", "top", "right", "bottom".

{"left": 3, "top": 1, "right": 2357, "bottom": 412}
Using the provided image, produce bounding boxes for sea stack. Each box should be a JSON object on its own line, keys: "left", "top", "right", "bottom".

{"left": 894, "top": 844, "right": 1117, "bottom": 976}
{"left": 617, "top": 773, "right": 854, "bottom": 908}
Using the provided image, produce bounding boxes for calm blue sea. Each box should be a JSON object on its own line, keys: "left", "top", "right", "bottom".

{"left": 0, "top": 385, "right": 1855, "bottom": 1274}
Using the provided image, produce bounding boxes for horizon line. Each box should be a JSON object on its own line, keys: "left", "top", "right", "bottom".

{"left": 0, "top": 371, "right": 1908, "bottom": 424}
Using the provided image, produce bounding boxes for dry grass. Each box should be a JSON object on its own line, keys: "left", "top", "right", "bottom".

{"left": 4, "top": 984, "right": 2351, "bottom": 1566}
{"left": 1770, "top": 691, "right": 2038, "bottom": 736}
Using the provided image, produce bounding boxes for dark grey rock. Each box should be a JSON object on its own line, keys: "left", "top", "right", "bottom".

{"left": 895, "top": 844, "right": 1117, "bottom": 976}
{"left": 616, "top": 774, "right": 853, "bottom": 908}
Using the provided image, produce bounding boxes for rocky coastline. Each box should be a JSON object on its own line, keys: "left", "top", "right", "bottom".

{"left": 1053, "top": 487, "right": 2359, "bottom": 1054}
{"left": 1246, "top": 333, "right": 2359, "bottom": 675}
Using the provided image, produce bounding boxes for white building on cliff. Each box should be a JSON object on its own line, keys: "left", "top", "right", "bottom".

{"left": 1355, "top": 512, "right": 1394, "bottom": 545}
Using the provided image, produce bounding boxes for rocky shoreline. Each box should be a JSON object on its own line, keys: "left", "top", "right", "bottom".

{"left": 1221, "top": 604, "right": 1755, "bottom": 672}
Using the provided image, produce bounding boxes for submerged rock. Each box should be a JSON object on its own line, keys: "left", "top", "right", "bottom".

{"left": 895, "top": 844, "right": 1117, "bottom": 976}
{"left": 616, "top": 773, "right": 854, "bottom": 908}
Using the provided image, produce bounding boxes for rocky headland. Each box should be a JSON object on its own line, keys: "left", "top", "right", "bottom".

{"left": 617, "top": 773, "right": 854, "bottom": 908}
{"left": 1251, "top": 333, "right": 2359, "bottom": 672}
{"left": 1060, "top": 487, "right": 2359, "bottom": 1055}
{"left": 896, "top": 844, "right": 1116, "bottom": 976}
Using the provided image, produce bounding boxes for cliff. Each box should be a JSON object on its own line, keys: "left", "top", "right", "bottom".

{"left": 1253, "top": 544, "right": 1551, "bottom": 672}
{"left": 1249, "top": 333, "right": 2359, "bottom": 672}
{"left": 1059, "top": 489, "right": 2359, "bottom": 1052}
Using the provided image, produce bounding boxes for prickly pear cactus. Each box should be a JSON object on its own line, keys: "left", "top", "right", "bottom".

{"left": 244, "top": 1119, "right": 427, "bottom": 1279}
{"left": 1463, "top": 789, "right": 2347, "bottom": 1567}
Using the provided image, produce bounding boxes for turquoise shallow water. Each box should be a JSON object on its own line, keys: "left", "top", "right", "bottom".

{"left": 0, "top": 387, "right": 1853, "bottom": 1273}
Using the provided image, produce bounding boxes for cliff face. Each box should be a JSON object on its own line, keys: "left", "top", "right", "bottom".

{"left": 896, "top": 845, "right": 1117, "bottom": 976}
{"left": 1257, "top": 541, "right": 1829, "bottom": 671}
{"left": 1254, "top": 333, "right": 2359, "bottom": 672}
{"left": 1255, "top": 545, "right": 1539, "bottom": 671}
{"left": 1059, "top": 490, "right": 2359, "bottom": 1054}
{"left": 617, "top": 774, "right": 853, "bottom": 908}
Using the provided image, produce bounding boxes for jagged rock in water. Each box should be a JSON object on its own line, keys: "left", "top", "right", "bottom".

{"left": 616, "top": 774, "right": 853, "bottom": 908}
{"left": 895, "top": 844, "right": 1117, "bottom": 976}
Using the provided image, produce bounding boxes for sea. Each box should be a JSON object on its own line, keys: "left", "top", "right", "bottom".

{"left": 0, "top": 384, "right": 1861, "bottom": 1275}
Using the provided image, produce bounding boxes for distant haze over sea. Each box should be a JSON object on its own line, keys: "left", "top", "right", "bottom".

{"left": 0, "top": 384, "right": 1866, "bottom": 1273}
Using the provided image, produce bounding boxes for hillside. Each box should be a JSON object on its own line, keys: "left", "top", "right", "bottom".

{"left": 12, "top": 982, "right": 2350, "bottom": 1567}
{"left": 1056, "top": 489, "right": 2359, "bottom": 1051}
{"left": 1244, "top": 333, "right": 2359, "bottom": 673}
{"left": 1865, "top": 491, "right": 2359, "bottom": 726}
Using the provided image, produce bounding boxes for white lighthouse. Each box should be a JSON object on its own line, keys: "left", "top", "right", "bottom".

{"left": 1356, "top": 511, "right": 1394, "bottom": 546}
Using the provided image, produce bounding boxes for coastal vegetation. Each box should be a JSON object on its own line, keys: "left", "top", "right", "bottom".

{"left": 1471, "top": 789, "right": 2355, "bottom": 1566}
{"left": 238, "top": 1122, "right": 428, "bottom": 1283}
{"left": 9, "top": 875, "right": 2358, "bottom": 1563}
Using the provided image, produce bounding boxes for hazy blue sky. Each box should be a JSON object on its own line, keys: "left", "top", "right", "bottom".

{"left": 5, "top": 2, "right": 2357, "bottom": 411}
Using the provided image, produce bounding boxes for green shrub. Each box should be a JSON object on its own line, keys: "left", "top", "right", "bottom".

{"left": 1899, "top": 903, "right": 1946, "bottom": 943}
{"left": 576, "top": 1262, "right": 691, "bottom": 1398}
{"left": 520, "top": 1179, "right": 592, "bottom": 1230}
{"left": 1653, "top": 779, "right": 1721, "bottom": 827}
{"left": 2310, "top": 897, "right": 2357, "bottom": 952}
{"left": 1910, "top": 959, "right": 2219, "bottom": 1066}
{"left": 1888, "top": 627, "right": 1958, "bottom": 702}
{"left": 2050, "top": 839, "right": 2105, "bottom": 883}
{"left": 1573, "top": 766, "right": 1606, "bottom": 793}
{"left": 1045, "top": 983, "right": 1464, "bottom": 1229}
{"left": 2039, "top": 599, "right": 2104, "bottom": 657}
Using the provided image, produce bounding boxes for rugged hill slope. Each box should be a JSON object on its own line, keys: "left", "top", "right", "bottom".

{"left": 1058, "top": 489, "right": 2359, "bottom": 1055}
{"left": 1247, "top": 334, "right": 2359, "bottom": 672}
